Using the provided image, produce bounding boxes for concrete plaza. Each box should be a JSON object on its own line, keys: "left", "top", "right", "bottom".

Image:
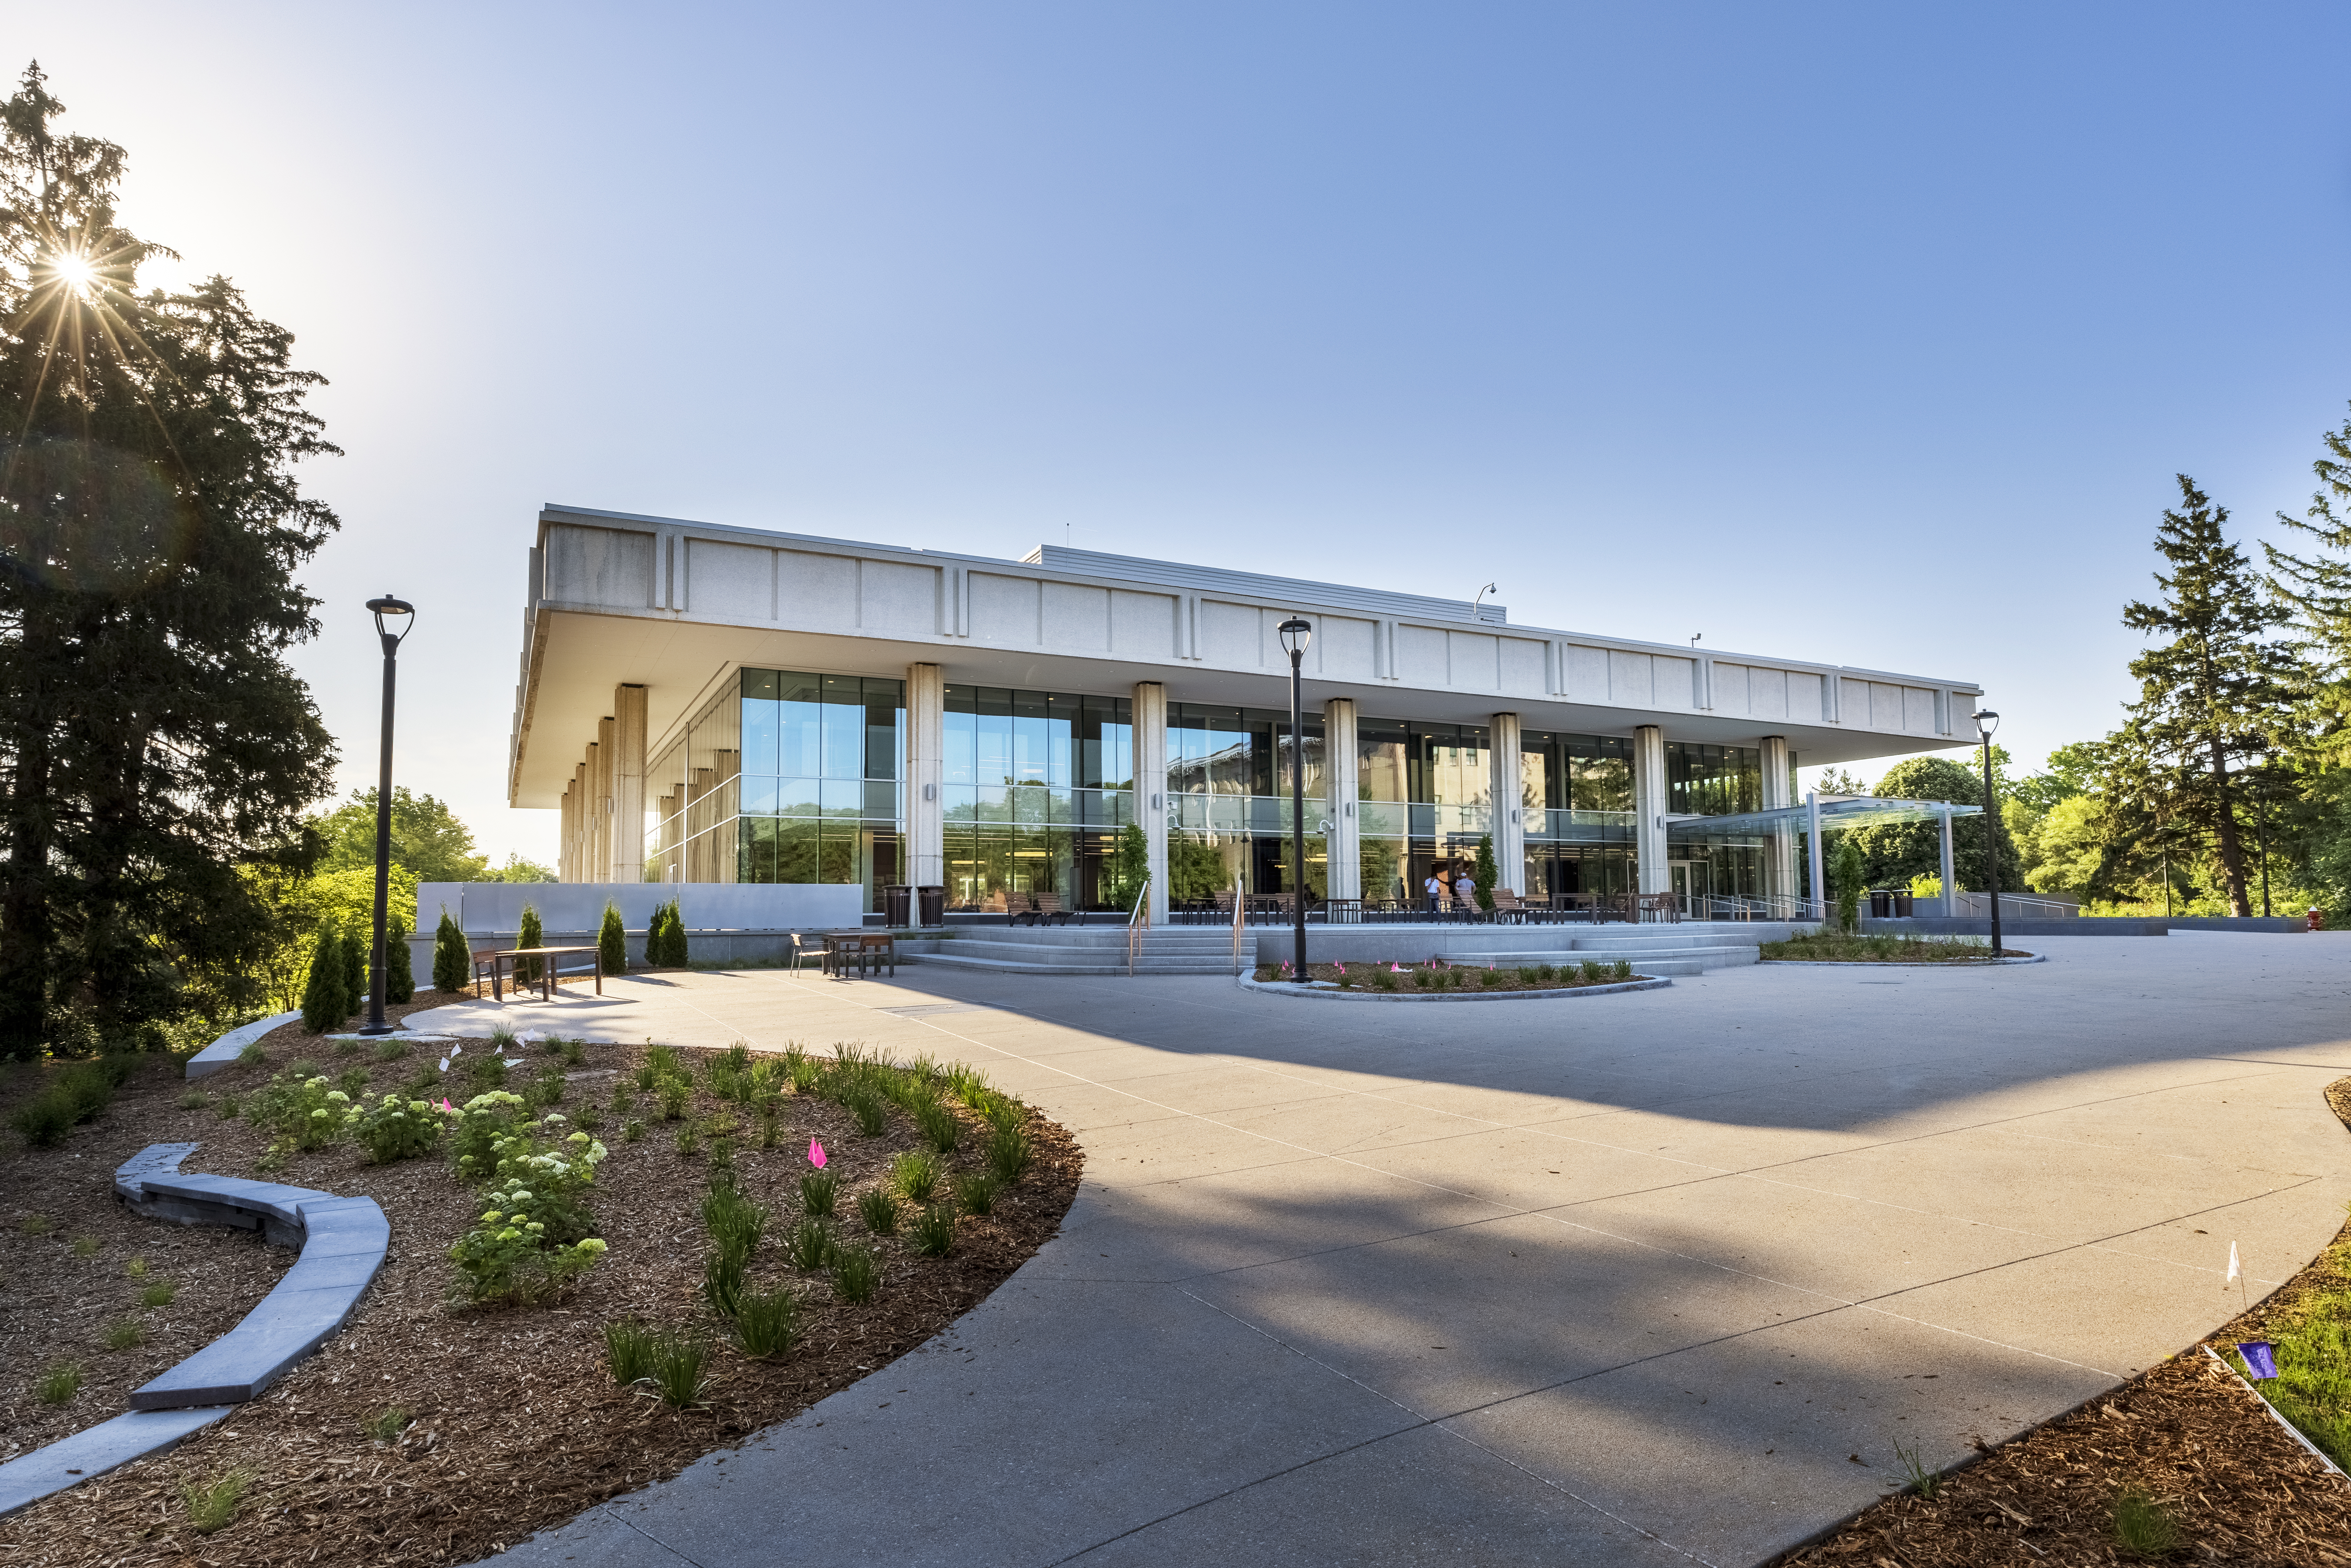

{"left": 414, "top": 933, "right": 2351, "bottom": 1567}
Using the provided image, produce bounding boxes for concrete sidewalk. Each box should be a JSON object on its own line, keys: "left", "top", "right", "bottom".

{"left": 413, "top": 933, "right": 2351, "bottom": 1567}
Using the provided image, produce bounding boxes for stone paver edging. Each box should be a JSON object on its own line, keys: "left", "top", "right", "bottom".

{"left": 1236, "top": 973, "right": 1672, "bottom": 1001}
{"left": 0, "top": 1143, "right": 389, "bottom": 1517}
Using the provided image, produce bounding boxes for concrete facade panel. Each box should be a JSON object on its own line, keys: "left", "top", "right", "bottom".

{"left": 1201, "top": 599, "right": 1262, "bottom": 666}
{"left": 969, "top": 572, "right": 1042, "bottom": 645}
{"left": 1396, "top": 625, "right": 1449, "bottom": 686}
{"left": 1317, "top": 616, "right": 1377, "bottom": 681}
{"left": 1498, "top": 637, "right": 1545, "bottom": 697}
{"left": 1566, "top": 644, "right": 1609, "bottom": 699}
{"left": 858, "top": 559, "right": 936, "bottom": 633}
{"left": 1042, "top": 581, "right": 1112, "bottom": 652}
{"left": 686, "top": 539, "right": 774, "bottom": 623}
{"left": 546, "top": 523, "right": 655, "bottom": 610}
{"left": 1110, "top": 589, "right": 1179, "bottom": 660}
{"left": 1712, "top": 662, "right": 1750, "bottom": 716}
{"left": 1790, "top": 670, "right": 1826, "bottom": 722}
{"left": 1656, "top": 654, "right": 1697, "bottom": 711}
{"left": 1608, "top": 650, "right": 1653, "bottom": 707}
{"left": 1904, "top": 684, "right": 1936, "bottom": 734}
{"left": 1447, "top": 630, "right": 1499, "bottom": 690}
{"left": 777, "top": 548, "right": 858, "bottom": 630}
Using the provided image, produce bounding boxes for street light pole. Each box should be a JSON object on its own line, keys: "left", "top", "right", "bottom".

{"left": 1278, "top": 618, "right": 1314, "bottom": 980}
{"left": 1972, "top": 710, "right": 2003, "bottom": 959}
{"left": 360, "top": 595, "right": 416, "bottom": 1036}
{"left": 2257, "top": 752, "right": 2272, "bottom": 919}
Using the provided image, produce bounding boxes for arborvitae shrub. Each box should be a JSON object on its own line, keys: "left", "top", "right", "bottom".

{"left": 301, "top": 930, "right": 346, "bottom": 1034}
{"left": 653, "top": 900, "right": 688, "bottom": 967}
{"left": 517, "top": 904, "right": 544, "bottom": 983}
{"left": 386, "top": 916, "right": 415, "bottom": 1004}
{"left": 340, "top": 925, "right": 366, "bottom": 1015}
{"left": 432, "top": 907, "right": 468, "bottom": 994}
{"left": 600, "top": 902, "right": 627, "bottom": 976}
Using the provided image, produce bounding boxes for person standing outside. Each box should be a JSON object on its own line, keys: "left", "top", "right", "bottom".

{"left": 1424, "top": 867, "right": 1443, "bottom": 914}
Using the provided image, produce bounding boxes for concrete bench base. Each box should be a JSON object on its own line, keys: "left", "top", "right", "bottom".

{"left": 110, "top": 1144, "right": 389, "bottom": 1410}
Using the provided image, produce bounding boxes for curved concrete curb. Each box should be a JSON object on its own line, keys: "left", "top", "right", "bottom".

{"left": 1237, "top": 974, "right": 1672, "bottom": 1002}
{"left": 1759, "top": 954, "right": 2046, "bottom": 968}
{"left": 0, "top": 1145, "right": 389, "bottom": 1518}
{"left": 184, "top": 1010, "right": 301, "bottom": 1079}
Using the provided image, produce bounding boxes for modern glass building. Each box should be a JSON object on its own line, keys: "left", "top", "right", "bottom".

{"left": 510, "top": 507, "right": 1984, "bottom": 916}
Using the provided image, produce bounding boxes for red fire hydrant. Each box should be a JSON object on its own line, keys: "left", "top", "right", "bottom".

{"left": 2308, "top": 907, "right": 2327, "bottom": 932}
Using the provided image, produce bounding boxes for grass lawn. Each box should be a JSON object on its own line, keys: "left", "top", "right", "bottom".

{"left": 1759, "top": 931, "right": 2031, "bottom": 962}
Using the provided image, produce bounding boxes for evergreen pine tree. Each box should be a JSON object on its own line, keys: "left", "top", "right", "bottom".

{"left": 431, "top": 906, "right": 468, "bottom": 994}
{"left": 1831, "top": 836, "right": 1867, "bottom": 932}
{"left": 2115, "top": 476, "right": 2306, "bottom": 916}
{"left": 300, "top": 929, "right": 345, "bottom": 1033}
{"left": 516, "top": 903, "right": 543, "bottom": 983}
{"left": 0, "top": 68, "right": 339, "bottom": 1057}
{"left": 386, "top": 914, "right": 414, "bottom": 1004}
{"left": 340, "top": 924, "right": 365, "bottom": 1016}
{"left": 599, "top": 901, "right": 627, "bottom": 975}
{"left": 1473, "top": 834, "right": 1499, "bottom": 910}
{"left": 655, "top": 900, "right": 686, "bottom": 966}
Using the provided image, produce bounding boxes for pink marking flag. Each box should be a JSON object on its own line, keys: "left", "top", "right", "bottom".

{"left": 440, "top": 1098, "right": 455, "bottom": 1113}
{"left": 808, "top": 1138, "right": 828, "bottom": 1168}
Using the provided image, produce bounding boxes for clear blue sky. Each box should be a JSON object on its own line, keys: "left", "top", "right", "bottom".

{"left": 21, "top": 3, "right": 2351, "bottom": 860}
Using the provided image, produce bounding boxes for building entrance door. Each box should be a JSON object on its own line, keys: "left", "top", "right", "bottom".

{"left": 1669, "top": 860, "right": 1704, "bottom": 916}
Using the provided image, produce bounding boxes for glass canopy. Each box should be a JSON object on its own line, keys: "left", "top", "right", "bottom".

{"left": 1665, "top": 794, "right": 1983, "bottom": 843}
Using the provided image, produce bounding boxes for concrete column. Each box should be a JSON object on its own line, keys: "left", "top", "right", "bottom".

{"left": 1490, "top": 713, "right": 1523, "bottom": 894}
{"left": 905, "top": 663, "right": 946, "bottom": 893}
{"left": 1133, "top": 681, "right": 1169, "bottom": 923}
{"left": 595, "top": 716, "right": 618, "bottom": 881}
{"left": 558, "top": 784, "right": 575, "bottom": 882}
{"left": 1324, "top": 698, "right": 1360, "bottom": 900}
{"left": 571, "top": 761, "right": 590, "bottom": 882}
{"left": 1760, "top": 735, "right": 1794, "bottom": 902}
{"left": 611, "top": 686, "right": 647, "bottom": 885}
{"left": 1633, "top": 724, "right": 1669, "bottom": 894}
{"left": 1939, "top": 804, "right": 1957, "bottom": 915}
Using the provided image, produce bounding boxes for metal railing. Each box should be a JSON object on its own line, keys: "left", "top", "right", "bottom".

{"left": 1952, "top": 891, "right": 2078, "bottom": 920}
{"left": 1126, "top": 879, "right": 1152, "bottom": 977}
{"left": 1232, "top": 885, "right": 1247, "bottom": 975}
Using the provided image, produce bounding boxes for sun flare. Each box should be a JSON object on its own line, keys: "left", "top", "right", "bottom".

{"left": 48, "top": 250, "right": 99, "bottom": 297}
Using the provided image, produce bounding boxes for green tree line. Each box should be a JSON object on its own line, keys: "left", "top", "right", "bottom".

{"left": 1838, "top": 418, "right": 2351, "bottom": 920}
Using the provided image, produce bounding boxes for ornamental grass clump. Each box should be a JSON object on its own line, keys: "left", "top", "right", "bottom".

{"left": 858, "top": 1186, "right": 901, "bottom": 1236}
{"left": 181, "top": 1469, "right": 254, "bottom": 1535}
{"left": 604, "top": 1318, "right": 658, "bottom": 1385}
{"left": 912, "top": 1096, "right": 961, "bottom": 1154}
{"left": 799, "top": 1169, "right": 839, "bottom": 1219}
{"left": 649, "top": 1331, "right": 710, "bottom": 1407}
{"left": 985, "top": 1123, "right": 1034, "bottom": 1185}
{"left": 909, "top": 1201, "right": 957, "bottom": 1257}
{"left": 701, "top": 1182, "right": 770, "bottom": 1260}
{"left": 783, "top": 1045, "right": 822, "bottom": 1094}
{"left": 830, "top": 1243, "right": 878, "bottom": 1304}
{"left": 365, "top": 1407, "right": 412, "bottom": 1443}
{"left": 2111, "top": 1483, "right": 2182, "bottom": 1558}
{"left": 843, "top": 1086, "right": 888, "bottom": 1136}
{"left": 702, "top": 1249, "right": 747, "bottom": 1319}
{"left": 140, "top": 1281, "right": 178, "bottom": 1308}
{"left": 953, "top": 1171, "right": 999, "bottom": 1216}
{"left": 732, "top": 1285, "right": 804, "bottom": 1357}
{"left": 784, "top": 1217, "right": 834, "bottom": 1272}
{"left": 892, "top": 1149, "right": 944, "bottom": 1204}
{"left": 33, "top": 1361, "right": 81, "bottom": 1405}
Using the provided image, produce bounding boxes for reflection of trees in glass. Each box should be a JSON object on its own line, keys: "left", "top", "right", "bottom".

{"left": 1170, "top": 835, "right": 1235, "bottom": 901}
{"left": 1273, "top": 835, "right": 1329, "bottom": 898}
{"left": 1573, "top": 758, "right": 1632, "bottom": 812}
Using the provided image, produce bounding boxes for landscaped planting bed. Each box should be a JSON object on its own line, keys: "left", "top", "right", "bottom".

{"left": 1769, "top": 1077, "right": 2351, "bottom": 1566}
{"left": 1250, "top": 958, "right": 1645, "bottom": 992}
{"left": 1759, "top": 932, "right": 2033, "bottom": 963}
{"left": 0, "top": 1011, "right": 1080, "bottom": 1565}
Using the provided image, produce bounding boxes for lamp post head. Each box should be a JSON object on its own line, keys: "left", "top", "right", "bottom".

{"left": 1971, "top": 709, "right": 1999, "bottom": 740}
{"left": 367, "top": 594, "right": 416, "bottom": 650}
{"left": 1277, "top": 617, "right": 1312, "bottom": 658}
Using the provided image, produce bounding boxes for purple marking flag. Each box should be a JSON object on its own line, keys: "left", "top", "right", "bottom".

{"left": 2237, "top": 1341, "right": 2279, "bottom": 1380}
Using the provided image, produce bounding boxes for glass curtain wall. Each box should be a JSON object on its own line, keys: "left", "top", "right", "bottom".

{"left": 942, "top": 686, "right": 1133, "bottom": 911}
{"left": 1662, "top": 741, "right": 1765, "bottom": 899}
{"left": 1167, "top": 705, "right": 1326, "bottom": 900}
{"left": 1516, "top": 732, "right": 1636, "bottom": 901}
{"left": 645, "top": 670, "right": 905, "bottom": 911}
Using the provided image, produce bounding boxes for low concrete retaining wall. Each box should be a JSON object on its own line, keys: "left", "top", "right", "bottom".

{"left": 1861, "top": 916, "right": 2170, "bottom": 937}
{"left": 185, "top": 1010, "right": 301, "bottom": 1080}
{"left": 1248, "top": 924, "right": 1793, "bottom": 966}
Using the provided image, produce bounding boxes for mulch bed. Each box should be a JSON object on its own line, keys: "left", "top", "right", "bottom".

{"left": 0, "top": 1000, "right": 1081, "bottom": 1566}
{"left": 1768, "top": 1079, "right": 2351, "bottom": 1566}
{"left": 1259, "top": 960, "right": 1646, "bottom": 992}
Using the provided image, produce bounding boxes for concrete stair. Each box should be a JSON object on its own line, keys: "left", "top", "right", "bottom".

{"left": 902, "top": 925, "right": 1239, "bottom": 976}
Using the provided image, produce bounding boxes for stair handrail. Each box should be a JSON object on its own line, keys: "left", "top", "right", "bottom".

{"left": 1231, "top": 882, "right": 1246, "bottom": 976}
{"left": 1127, "top": 878, "right": 1151, "bottom": 977}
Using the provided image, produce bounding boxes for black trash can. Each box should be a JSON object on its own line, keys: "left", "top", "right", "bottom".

{"left": 1868, "top": 889, "right": 1893, "bottom": 919}
{"left": 916, "top": 885, "right": 946, "bottom": 927}
{"left": 881, "top": 884, "right": 912, "bottom": 927}
{"left": 1892, "top": 890, "right": 1914, "bottom": 917}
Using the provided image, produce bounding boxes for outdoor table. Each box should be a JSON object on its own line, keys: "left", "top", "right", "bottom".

{"left": 474, "top": 945, "right": 602, "bottom": 1003}
{"left": 819, "top": 931, "right": 896, "bottom": 977}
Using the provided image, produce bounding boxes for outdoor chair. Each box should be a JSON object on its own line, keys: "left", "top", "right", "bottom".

{"left": 1032, "top": 892, "right": 1073, "bottom": 926}
{"left": 1489, "top": 888, "right": 1529, "bottom": 924}
{"left": 787, "top": 932, "right": 824, "bottom": 973}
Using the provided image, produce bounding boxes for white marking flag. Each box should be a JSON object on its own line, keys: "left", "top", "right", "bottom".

{"left": 2227, "top": 1242, "right": 2241, "bottom": 1286}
